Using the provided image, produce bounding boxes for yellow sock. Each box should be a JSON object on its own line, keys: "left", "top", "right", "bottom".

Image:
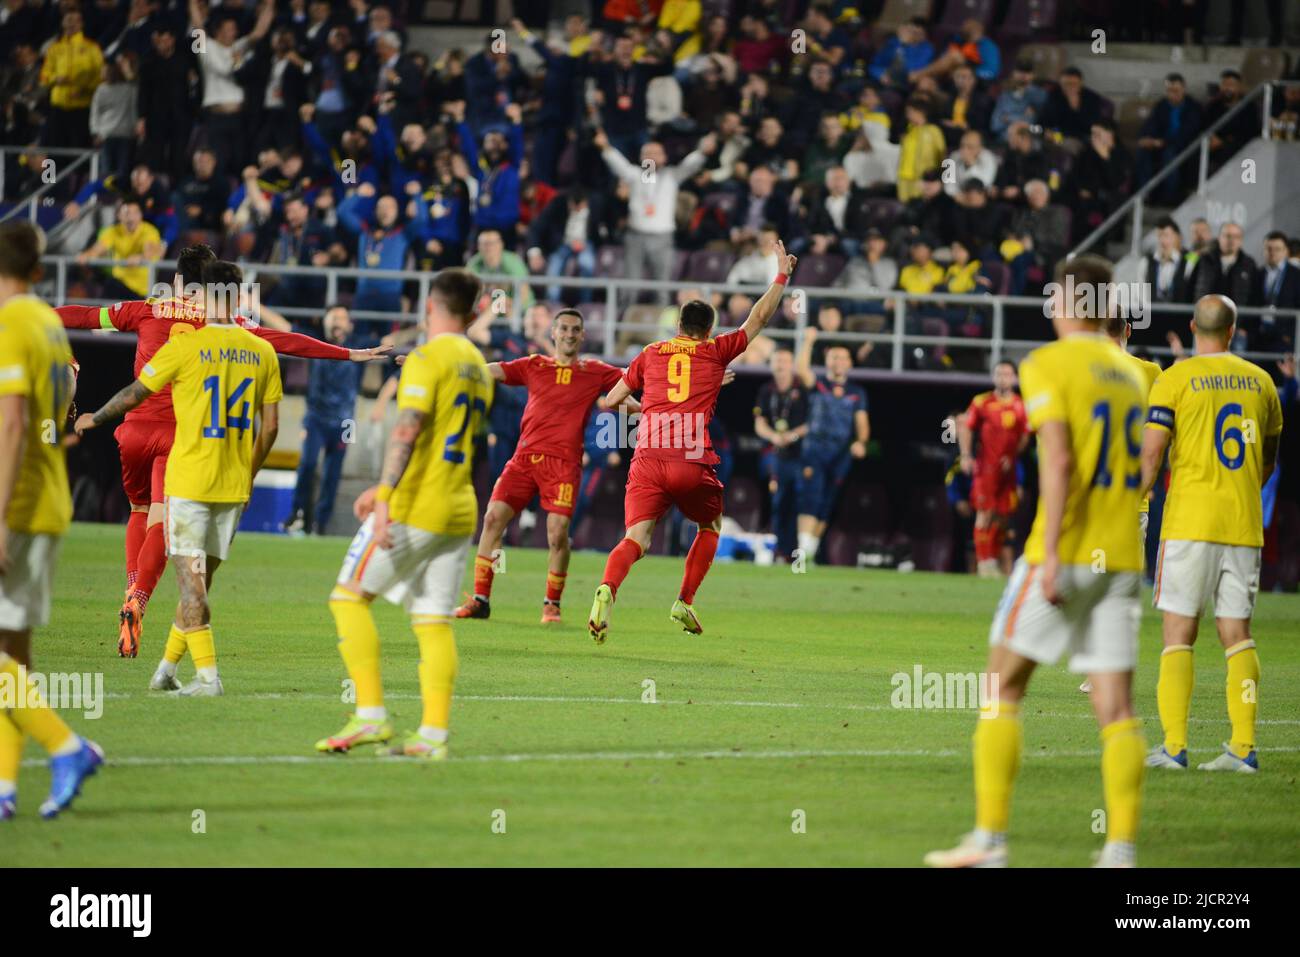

{"left": 413, "top": 616, "right": 457, "bottom": 733}
{"left": 329, "top": 588, "right": 383, "bottom": 710}
{"left": 0, "top": 711, "right": 22, "bottom": 788}
{"left": 164, "top": 624, "right": 189, "bottom": 664}
{"left": 1157, "top": 644, "right": 1194, "bottom": 755}
{"left": 1224, "top": 640, "right": 1260, "bottom": 758}
{"left": 1101, "top": 717, "right": 1145, "bottom": 844}
{"left": 0, "top": 654, "right": 75, "bottom": 754}
{"left": 186, "top": 625, "right": 216, "bottom": 673}
{"left": 972, "top": 701, "right": 1021, "bottom": 834}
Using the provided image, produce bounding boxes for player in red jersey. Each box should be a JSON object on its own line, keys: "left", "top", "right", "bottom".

{"left": 587, "top": 240, "right": 797, "bottom": 643}
{"left": 57, "top": 244, "right": 390, "bottom": 656}
{"left": 455, "top": 308, "right": 635, "bottom": 623}
{"left": 957, "top": 359, "right": 1029, "bottom": 577}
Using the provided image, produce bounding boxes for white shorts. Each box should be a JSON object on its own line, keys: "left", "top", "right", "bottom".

{"left": 1153, "top": 539, "right": 1261, "bottom": 620}
{"left": 989, "top": 557, "right": 1141, "bottom": 674}
{"left": 336, "top": 515, "right": 470, "bottom": 618}
{"left": 165, "top": 497, "right": 243, "bottom": 561}
{"left": 0, "top": 532, "right": 60, "bottom": 631}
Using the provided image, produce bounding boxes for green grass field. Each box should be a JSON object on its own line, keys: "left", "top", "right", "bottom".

{"left": 4, "top": 522, "right": 1298, "bottom": 867}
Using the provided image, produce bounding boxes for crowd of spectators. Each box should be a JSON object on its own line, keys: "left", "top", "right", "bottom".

{"left": 1, "top": 0, "right": 1296, "bottom": 372}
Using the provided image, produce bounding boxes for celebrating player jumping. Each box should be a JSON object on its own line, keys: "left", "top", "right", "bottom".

{"left": 586, "top": 239, "right": 798, "bottom": 643}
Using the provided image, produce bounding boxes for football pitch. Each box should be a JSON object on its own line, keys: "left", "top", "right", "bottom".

{"left": 5, "top": 522, "right": 1299, "bottom": 867}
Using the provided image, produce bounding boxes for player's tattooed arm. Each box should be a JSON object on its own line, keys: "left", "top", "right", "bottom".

{"left": 378, "top": 407, "right": 426, "bottom": 490}
{"left": 75, "top": 380, "right": 152, "bottom": 433}
{"left": 740, "top": 239, "right": 797, "bottom": 343}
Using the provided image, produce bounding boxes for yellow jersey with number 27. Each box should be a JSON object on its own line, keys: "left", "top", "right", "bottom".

{"left": 389, "top": 333, "right": 493, "bottom": 536}
{"left": 1146, "top": 352, "right": 1283, "bottom": 548}
{"left": 138, "top": 324, "right": 283, "bottom": 503}
{"left": 1019, "top": 333, "right": 1146, "bottom": 572}
{"left": 0, "top": 295, "right": 73, "bottom": 535}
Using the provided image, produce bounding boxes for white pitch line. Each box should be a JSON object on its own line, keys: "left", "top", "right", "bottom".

{"left": 97, "top": 690, "right": 1300, "bottom": 726}
{"left": 21, "top": 744, "right": 1300, "bottom": 770}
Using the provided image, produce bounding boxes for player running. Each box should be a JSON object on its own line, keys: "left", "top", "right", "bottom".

{"left": 317, "top": 269, "right": 492, "bottom": 760}
{"left": 958, "top": 360, "right": 1028, "bottom": 577}
{"left": 587, "top": 240, "right": 797, "bottom": 643}
{"left": 455, "top": 308, "right": 636, "bottom": 624}
{"left": 0, "top": 222, "right": 104, "bottom": 819}
{"left": 926, "top": 255, "right": 1148, "bottom": 868}
{"left": 1140, "top": 294, "right": 1283, "bottom": 773}
{"left": 57, "top": 243, "right": 388, "bottom": 658}
{"left": 76, "top": 261, "right": 283, "bottom": 696}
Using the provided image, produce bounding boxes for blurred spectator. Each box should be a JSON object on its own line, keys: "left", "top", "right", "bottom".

{"left": 174, "top": 147, "right": 230, "bottom": 234}
{"left": 1203, "top": 69, "right": 1258, "bottom": 168}
{"left": 1135, "top": 73, "right": 1202, "bottom": 205}
{"left": 337, "top": 180, "right": 426, "bottom": 324}
{"left": 1071, "top": 119, "right": 1130, "bottom": 240}
{"left": 252, "top": 26, "right": 309, "bottom": 155}
{"left": 943, "top": 130, "right": 998, "bottom": 196}
{"left": 40, "top": 7, "right": 104, "bottom": 148}
{"left": 259, "top": 191, "right": 343, "bottom": 311}
{"left": 992, "top": 122, "right": 1050, "bottom": 203}
{"left": 801, "top": 112, "right": 852, "bottom": 190}
{"left": 527, "top": 189, "right": 599, "bottom": 303}
{"left": 896, "top": 97, "right": 945, "bottom": 201}
{"left": 804, "top": 165, "right": 868, "bottom": 257}
{"left": 584, "top": 32, "right": 672, "bottom": 160}
{"left": 467, "top": 227, "right": 534, "bottom": 309}
{"left": 937, "top": 64, "right": 993, "bottom": 148}
{"left": 1192, "top": 221, "right": 1257, "bottom": 304}
{"left": 136, "top": 28, "right": 192, "bottom": 184}
{"left": 1252, "top": 230, "right": 1300, "bottom": 353}
{"left": 1142, "top": 218, "right": 1195, "bottom": 304}
{"left": 1008, "top": 179, "right": 1070, "bottom": 279}
{"left": 951, "top": 178, "right": 1005, "bottom": 255}
{"left": 991, "top": 61, "right": 1047, "bottom": 142}
{"left": 754, "top": 347, "right": 809, "bottom": 560}
{"left": 869, "top": 18, "right": 933, "bottom": 88}
{"left": 190, "top": 0, "right": 275, "bottom": 178}
{"left": 1040, "top": 67, "right": 1106, "bottom": 145}
{"left": 835, "top": 228, "right": 897, "bottom": 314}
{"left": 89, "top": 52, "right": 138, "bottom": 181}
{"left": 451, "top": 99, "right": 524, "bottom": 246}
{"left": 727, "top": 224, "right": 780, "bottom": 286}
{"left": 898, "top": 169, "right": 956, "bottom": 249}
{"left": 76, "top": 196, "right": 164, "bottom": 298}
{"left": 912, "top": 18, "right": 1001, "bottom": 85}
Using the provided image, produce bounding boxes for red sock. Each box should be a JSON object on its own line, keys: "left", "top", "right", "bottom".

{"left": 545, "top": 571, "right": 566, "bottom": 603}
{"left": 130, "top": 521, "right": 167, "bottom": 612}
{"left": 679, "top": 528, "right": 719, "bottom": 604}
{"left": 124, "top": 511, "right": 147, "bottom": 591}
{"left": 991, "top": 524, "right": 1006, "bottom": 556}
{"left": 973, "top": 527, "right": 992, "bottom": 563}
{"left": 602, "top": 538, "right": 644, "bottom": 597}
{"left": 473, "top": 555, "right": 495, "bottom": 600}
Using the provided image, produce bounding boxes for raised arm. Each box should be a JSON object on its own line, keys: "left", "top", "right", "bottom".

{"left": 740, "top": 239, "right": 797, "bottom": 343}
{"left": 594, "top": 128, "right": 638, "bottom": 183}
{"left": 795, "top": 324, "right": 816, "bottom": 389}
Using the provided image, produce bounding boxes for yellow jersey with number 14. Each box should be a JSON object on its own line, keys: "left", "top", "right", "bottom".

{"left": 0, "top": 295, "right": 73, "bottom": 535}
{"left": 1019, "top": 333, "right": 1146, "bottom": 572}
{"left": 390, "top": 333, "right": 493, "bottom": 536}
{"left": 1146, "top": 352, "right": 1283, "bottom": 548}
{"left": 138, "top": 324, "right": 283, "bottom": 503}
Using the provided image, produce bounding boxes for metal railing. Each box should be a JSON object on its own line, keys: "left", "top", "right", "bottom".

{"left": 1069, "top": 80, "right": 1300, "bottom": 261}
{"left": 42, "top": 256, "right": 1300, "bottom": 375}
{"left": 0, "top": 146, "right": 100, "bottom": 224}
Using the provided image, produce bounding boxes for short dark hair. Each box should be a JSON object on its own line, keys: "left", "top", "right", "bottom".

{"left": 553, "top": 307, "right": 584, "bottom": 325}
{"left": 1101, "top": 314, "right": 1130, "bottom": 339}
{"left": 1053, "top": 254, "right": 1114, "bottom": 322}
{"left": 1166, "top": 72, "right": 1186, "bottom": 85}
{"left": 177, "top": 243, "right": 217, "bottom": 287}
{"left": 429, "top": 268, "right": 481, "bottom": 323}
{"left": 202, "top": 259, "right": 243, "bottom": 288}
{"left": 1265, "top": 230, "right": 1289, "bottom": 244}
{"left": 0, "top": 221, "right": 45, "bottom": 280}
{"left": 1221, "top": 69, "right": 1242, "bottom": 81}
{"left": 995, "top": 359, "right": 1017, "bottom": 373}
{"left": 1061, "top": 66, "right": 1083, "bottom": 79}
{"left": 678, "top": 299, "right": 715, "bottom": 337}
{"left": 1155, "top": 217, "right": 1181, "bottom": 234}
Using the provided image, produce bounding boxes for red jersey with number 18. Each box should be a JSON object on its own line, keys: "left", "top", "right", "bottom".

{"left": 499, "top": 354, "right": 624, "bottom": 463}
{"left": 622, "top": 329, "right": 748, "bottom": 465}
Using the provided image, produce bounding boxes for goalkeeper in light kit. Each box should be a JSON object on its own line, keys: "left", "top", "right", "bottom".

{"left": 318, "top": 269, "right": 492, "bottom": 760}
{"left": 0, "top": 222, "right": 104, "bottom": 820}
{"left": 1140, "top": 294, "right": 1283, "bottom": 774}
{"left": 455, "top": 308, "right": 634, "bottom": 624}
{"left": 76, "top": 261, "right": 283, "bottom": 696}
{"left": 587, "top": 240, "right": 797, "bottom": 643}
{"left": 926, "top": 255, "right": 1148, "bottom": 868}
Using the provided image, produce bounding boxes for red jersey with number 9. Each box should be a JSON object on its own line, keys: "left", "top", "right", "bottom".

{"left": 622, "top": 329, "right": 748, "bottom": 465}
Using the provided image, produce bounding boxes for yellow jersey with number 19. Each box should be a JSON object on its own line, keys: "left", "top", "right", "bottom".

{"left": 1146, "top": 352, "right": 1283, "bottom": 548}
{"left": 389, "top": 333, "right": 493, "bottom": 536}
{"left": 1019, "top": 333, "right": 1146, "bottom": 571}
{"left": 0, "top": 295, "right": 73, "bottom": 535}
{"left": 137, "top": 324, "right": 283, "bottom": 503}
{"left": 1115, "top": 348, "right": 1162, "bottom": 514}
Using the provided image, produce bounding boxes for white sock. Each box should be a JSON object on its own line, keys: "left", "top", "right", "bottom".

{"left": 52, "top": 734, "right": 81, "bottom": 757}
{"left": 418, "top": 725, "right": 448, "bottom": 743}
{"left": 972, "top": 828, "right": 1006, "bottom": 848}
{"left": 197, "top": 666, "right": 219, "bottom": 682}
{"left": 157, "top": 661, "right": 177, "bottom": 678}
{"left": 798, "top": 532, "right": 820, "bottom": 556}
{"left": 1103, "top": 840, "right": 1136, "bottom": 865}
{"left": 357, "top": 706, "right": 387, "bottom": 721}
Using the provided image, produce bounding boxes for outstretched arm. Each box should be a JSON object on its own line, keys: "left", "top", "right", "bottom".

{"left": 598, "top": 378, "right": 633, "bottom": 411}
{"left": 75, "top": 379, "right": 153, "bottom": 433}
{"left": 740, "top": 239, "right": 797, "bottom": 343}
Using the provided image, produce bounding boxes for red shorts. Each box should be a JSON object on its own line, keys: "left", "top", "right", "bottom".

{"left": 115, "top": 418, "right": 173, "bottom": 507}
{"left": 624, "top": 456, "right": 724, "bottom": 527}
{"left": 490, "top": 452, "right": 581, "bottom": 516}
{"left": 971, "top": 467, "right": 1018, "bottom": 516}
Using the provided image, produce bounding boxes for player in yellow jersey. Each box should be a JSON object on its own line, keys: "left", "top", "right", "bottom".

{"left": 317, "top": 269, "right": 492, "bottom": 760}
{"left": 1078, "top": 313, "right": 1164, "bottom": 693}
{"left": 0, "top": 222, "right": 104, "bottom": 820}
{"left": 1139, "top": 295, "right": 1283, "bottom": 773}
{"left": 76, "top": 261, "right": 282, "bottom": 696}
{"left": 926, "top": 255, "right": 1148, "bottom": 868}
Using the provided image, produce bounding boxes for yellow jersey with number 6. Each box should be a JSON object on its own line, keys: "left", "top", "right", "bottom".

{"left": 1146, "top": 352, "right": 1282, "bottom": 547}
{"left": 1019, "top": 333, "right": 1146, "bottom": 571}
{"left": 0, "top": 295, "right": 73, "bottom": 535}
{"left": 390, "top": 333, "right": 493, "bottom": 535}
{"left": 138, "top": 324, "right": 282, "bottom": 503}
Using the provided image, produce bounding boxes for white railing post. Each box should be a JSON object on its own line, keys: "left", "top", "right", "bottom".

{"left": 326, "top": 268, "right": 338, "bottom": 307}
{"left": 891, "top": 295, "right": 905, "bottom": 372}
{"left": 1197, "top": 137, "right": 1209, "bottom": 195}
{"left": 90, "top": 151, "right": 99, "bottom": 186}
{"left": 56, "top": 257, "right": 67, "bottom": 305}
{"left": 603, "top": 279, "right": 617, "bottom": 356}
{"left": 1129, "top": 197, "right": 1144, "bottom": 258}
{"left": 991, "top": 299, "right": 1004, "bottom": 368}
{"left": 1262, "top": 83, "right": 1274, "bottom": 140}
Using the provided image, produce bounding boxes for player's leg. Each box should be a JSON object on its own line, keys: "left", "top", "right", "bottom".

{"left": 590, "top": 458, "right": 670, "bottom": 642}
{"left": 671, "top": 465, "right": 727, "bottom": 634}
{"left": 318, "top": 579, "right": 393, "bottom": 752}
{"left": 113, "top": 422, "right": 153, "bottom": 654}
{"left": 1148, "top": 540, "right": 1210, "bottom": 769}
{"left": 795, "top": 451, "right": 826, "bottom": 563}
{"left": 972, "top": 508, "right": 996, "bottom": 576}
{"left": 542, "top": 511, "right": 571, "bottom": 623}
{"left": 1088, "top": 670, "right": 1145, "bottom": 866}
{"left": 168, "top": 550, "right": 224, "bottom": 696}
{"left": 459, "top": 457, "right": 534, "bottom": 618}
{"left": 1200, "top": 545, "right": 1263, "bottom": 772}
{"left": 122, "top": 447, "right": 172, "bottom": 657}
{"left": 124, "top": 505, "right": 148, "bottom": 593}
